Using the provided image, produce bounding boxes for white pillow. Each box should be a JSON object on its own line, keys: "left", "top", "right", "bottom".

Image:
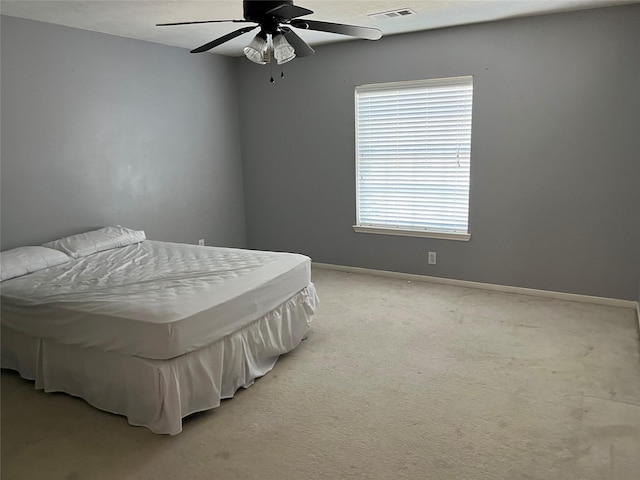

{"left": 43, "top": 226, "right": 146, "bottom": 259}
{"left": 1, "top": 246, "right": 72, "bottom": 282}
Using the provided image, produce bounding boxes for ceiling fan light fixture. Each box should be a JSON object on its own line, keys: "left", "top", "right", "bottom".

{"left": 244, "top": 32, "right": 268, "bottom": 64}
{"left": 159, "top": 0, "right": 383, "bottom": 59}
{"left": 272, "top": 33, "right": 296, "bottom": 65}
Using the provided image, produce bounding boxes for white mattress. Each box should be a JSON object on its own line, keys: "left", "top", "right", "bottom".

{"left": 0, "top": 241, "right": 312, "bottom": 360}
{"left": 2, "top": 283, "right": 317, "bottom": 435}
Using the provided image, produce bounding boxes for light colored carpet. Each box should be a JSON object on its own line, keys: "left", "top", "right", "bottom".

{"left": 2, "top": 268, "right": 639, "bottom": 480}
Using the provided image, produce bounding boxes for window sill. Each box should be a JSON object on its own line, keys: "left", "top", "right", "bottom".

{"left": 353, "top": 225, "right": 471, "bottom": 242}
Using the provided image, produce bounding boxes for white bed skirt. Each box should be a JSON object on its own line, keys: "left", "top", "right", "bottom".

{"left": 1, "top": 284, "right": 318, "bottom": 435}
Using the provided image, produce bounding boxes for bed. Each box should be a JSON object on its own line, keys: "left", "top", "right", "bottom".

{"left": 0, "top": 227, "right": 318, "bottom": 435}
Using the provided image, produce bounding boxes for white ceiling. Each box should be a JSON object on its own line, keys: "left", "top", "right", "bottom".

{"left": 1, "top": 0, "right": 636, "bottom": 57}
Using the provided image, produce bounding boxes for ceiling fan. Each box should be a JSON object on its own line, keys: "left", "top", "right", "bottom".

{"left": 157, "top": 0, "right": 382, "bottom": 65}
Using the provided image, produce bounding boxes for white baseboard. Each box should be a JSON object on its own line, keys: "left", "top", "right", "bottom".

{"left": 312, "top": 262, "right": 638, "bottom": 310}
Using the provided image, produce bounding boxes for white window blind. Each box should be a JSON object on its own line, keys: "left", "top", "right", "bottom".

{"left": 355, "top": 76, "right": 473, "bottom": 238}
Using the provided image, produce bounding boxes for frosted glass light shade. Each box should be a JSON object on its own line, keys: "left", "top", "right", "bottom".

{"left": 272, "top": 33, "right": 295, "bottom": 65}
{"left": 244, "top": 34, "right": 268, "bottom": 64}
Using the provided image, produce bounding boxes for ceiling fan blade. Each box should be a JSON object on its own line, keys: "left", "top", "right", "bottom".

{"left": 157, "top": 19, "right": 248, "bottom": 27}
{"left": 265, "top": 4, "right": 313, "bottom": 20}
{"left": 280, "top": 27, "right": 315, "bottom": 57}
{"left": 290, "top": 19, "right": 382, "bottom": 40}
{"left": 190, "top": 25, "right": 259, "bottom": 53}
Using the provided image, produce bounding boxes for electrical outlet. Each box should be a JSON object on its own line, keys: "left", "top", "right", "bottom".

{"left": 428, "top": 251, "right": 437, "bottom": 265}
{"left": 198, "top": 239, "right": 205, "bottom": 246}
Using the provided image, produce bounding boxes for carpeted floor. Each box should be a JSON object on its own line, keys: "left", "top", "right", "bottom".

{"left": 2, "top": 268, "right": 639, "bottom": 480}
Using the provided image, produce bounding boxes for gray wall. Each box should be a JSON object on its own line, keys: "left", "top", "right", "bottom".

{"left": 1, "top": 15, "right": 246, "bottom": 249}
{"left": 238, "top": 5, "right": 640, "bottom": 300}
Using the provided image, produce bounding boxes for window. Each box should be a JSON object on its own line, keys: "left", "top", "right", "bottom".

{"left": 354, "top": 76, "right": 473, "bottom": 241}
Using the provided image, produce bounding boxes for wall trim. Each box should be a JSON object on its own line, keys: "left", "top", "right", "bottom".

{"left": 312, "top": 262, "right": 637, "bottom": 310}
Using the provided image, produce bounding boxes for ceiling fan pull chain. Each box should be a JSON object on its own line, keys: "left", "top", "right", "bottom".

{"left": 269, "top": 34, "right": 275, "bottom": 83}
{"left": 270, "top": 70, "right": 284, "bottom": 83}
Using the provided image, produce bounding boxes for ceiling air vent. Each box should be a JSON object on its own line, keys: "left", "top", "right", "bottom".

{"left": 368, "top": 8, "right": 417, "bottom": 21}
